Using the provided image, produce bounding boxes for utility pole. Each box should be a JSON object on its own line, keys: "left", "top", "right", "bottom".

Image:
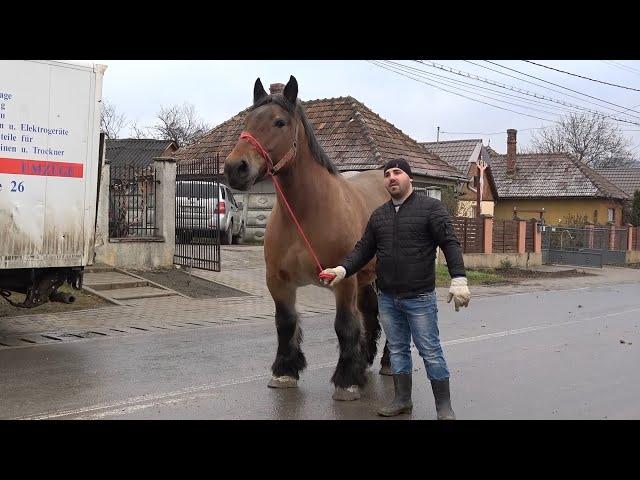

{"left": 437, "top": 126, "right": 440, "bottom": 142}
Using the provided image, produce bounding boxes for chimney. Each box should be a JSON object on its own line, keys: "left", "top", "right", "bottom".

{"left": 506, "top": 128, "right": 517, "bottom": 174}
{"left": 269, "top": 83, "right": 285, "bottom": 95}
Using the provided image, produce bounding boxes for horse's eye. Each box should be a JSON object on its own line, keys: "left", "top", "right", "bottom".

{"left": 274, "top": 119, "right": 286, "bottom": 128}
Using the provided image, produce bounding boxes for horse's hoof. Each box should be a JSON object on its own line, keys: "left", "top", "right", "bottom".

{"left": 268, "top": 375, "right": 298, "bottom": 388}
{"left": 332, "top": 385, "right": 361, "bottom": 401}
{"left": 379, "top": 365, "right": 393, "bottom": 376}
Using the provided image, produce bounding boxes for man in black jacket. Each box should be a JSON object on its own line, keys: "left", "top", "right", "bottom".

{"left": 320, "top": 159, "right": 470, "bottom": 419}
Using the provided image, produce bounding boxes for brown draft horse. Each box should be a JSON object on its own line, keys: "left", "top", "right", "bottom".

{"left": 224, "top": 76, "right": 391, "bottom": 401}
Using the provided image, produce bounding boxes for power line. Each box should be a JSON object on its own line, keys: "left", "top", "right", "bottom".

{"left": 384, "top": 60, "right": 580, "bottom": 117}
{"left": 441, "top": 131, "right": 506, "bottom": 136}
{"left": 395, "top": 60, "right": 640, "bottom": 125}
{"left": 418, "top": 60, "right": 640, "bottom": 126}
{"left": 483, "top": 60, "right": 640, "bottom": 118}
{"left": 441, "top": 127, "right": 543, "bottom": 136}
{"left": 374, "top": 61, "right": 564, "bottom": 121}
{"left": 370, "top": 60, "right": 640, "bottom": 138}
{"left": 367, "top": 61, "right": 555, "bottom": 123}
{"left": 601, "top": 60, "right": 640, "bottom": 77}
{"left": 524, "top": 60, "right": 640, "bottom": 92}
{"left": 465, "top": 60, "right": 640, "bottom": 118}
{"left": 381, "top": 61, "right": 574, "bottom": 118}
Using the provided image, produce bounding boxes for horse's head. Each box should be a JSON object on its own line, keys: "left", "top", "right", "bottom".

{"left": 225, "top": 75, "right": 300, "bottom": 191}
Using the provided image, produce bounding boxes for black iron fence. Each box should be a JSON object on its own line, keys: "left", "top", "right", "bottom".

{"left": 541, "top": 225, "right": 629, "bottom": 267}
{"left": 109, "top": 164, "right": 158, "bottom": 238}
{"left": 174, "top": 155, "right": 221, "bottom": 271}
{"left": 542, "top": 226, "right": 627, "bottom": 252}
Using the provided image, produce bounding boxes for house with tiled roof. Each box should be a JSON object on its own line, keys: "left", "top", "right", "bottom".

{"left": 174, "top": 83, "right": 466, "bottom": 242}
{"left": 595, "top": 167, "right": 640, "bottom": 197}
{"left": 491, "top": 130, "right": 630, "bottom": 226}
{"left": 420, "top": 139, "right": 498, "bottom": 218}
{"left": 106, "top": 138, "right": 177, "bottom": 169}
{"left": 485, "top": 145, "right": 501, "bottom": 157}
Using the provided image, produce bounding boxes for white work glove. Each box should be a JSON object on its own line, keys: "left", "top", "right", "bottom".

{"left": 447, "top": 276, "right": 470, "bottom": 312}
{"left": 319, "top": 266, "right": 346, "bottom": 287}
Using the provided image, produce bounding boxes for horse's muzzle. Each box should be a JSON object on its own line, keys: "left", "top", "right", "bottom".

{"left": 224, "top": 158, "right": 254, "bottom": 190}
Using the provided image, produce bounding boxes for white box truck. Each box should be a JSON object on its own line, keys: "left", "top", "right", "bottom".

{"left": 0, "top": 60, "right": 106, "bottom": 308}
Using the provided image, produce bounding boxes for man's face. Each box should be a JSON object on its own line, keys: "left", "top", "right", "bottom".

{"left": 384, "top": 167, "right": 412, "bottom": 199}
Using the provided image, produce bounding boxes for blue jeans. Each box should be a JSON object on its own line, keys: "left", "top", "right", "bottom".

{"left": 377, "top": 290, "right": 450, "bottom": 380}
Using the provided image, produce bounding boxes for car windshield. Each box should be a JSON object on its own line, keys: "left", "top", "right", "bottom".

{"left": 176, "top": 182, "right": 218, "bottom": 199}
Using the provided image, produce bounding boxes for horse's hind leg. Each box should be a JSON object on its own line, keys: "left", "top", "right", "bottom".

{"left": 267, "top": 279, "right": 306, "bottom": 388}
{"left": 332, "top": 277, "right": 368, "bottom": 401}
{"left": 357, "top": 284, "right": 381, "bottom": 366}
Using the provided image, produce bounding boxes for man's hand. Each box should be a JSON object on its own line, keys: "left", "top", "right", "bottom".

{"left": 319, "top": 266, "right": 346, "bottom": 287}
{"left": 447, "top": 276, "right": 470, "bottom": 312}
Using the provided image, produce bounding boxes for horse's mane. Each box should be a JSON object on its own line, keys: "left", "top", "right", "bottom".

{"left": 252, "top": 95, "right": 338, "bottom": 175}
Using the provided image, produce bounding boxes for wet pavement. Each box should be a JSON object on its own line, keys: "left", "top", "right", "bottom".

{"left": 2, "top": 282, "right": 639, "bottom": 420}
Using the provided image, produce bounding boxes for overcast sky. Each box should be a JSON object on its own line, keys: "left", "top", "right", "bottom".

{"left": 87, "top": 60, "right": 640, "bottom": 156}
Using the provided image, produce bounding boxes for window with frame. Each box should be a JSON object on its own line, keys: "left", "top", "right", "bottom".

{"left": 607, "top": 208, "right": 615, "bottom": 223}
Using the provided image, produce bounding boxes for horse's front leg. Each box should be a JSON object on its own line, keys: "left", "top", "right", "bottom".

{"left": 332, "top": 276, "right": 368, "bottom": 401}
{"left": 266, "top": 277, "right": 306, "bottom": 389}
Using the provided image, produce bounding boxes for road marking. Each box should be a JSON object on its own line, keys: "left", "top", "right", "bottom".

{"left": 15, "top": 306, "right": 640, "bottom": 420}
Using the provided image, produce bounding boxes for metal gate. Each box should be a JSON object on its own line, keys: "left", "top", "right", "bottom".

{"left": 174, "top": 155, "right": 221, "bottom": 271}
{"left": 541, "top": 225, "right": 628, "bottom": 268}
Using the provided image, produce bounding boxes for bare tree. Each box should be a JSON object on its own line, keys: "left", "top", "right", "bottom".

{"left": 530, "top": 112, "right": 636, "bottom": 168}
{"left": 100, "top": 99, "right": 127, "bottom": 139}
{"left": 150, "top": 103, "right": 210, "bottom": 147}
{"left": 129, "top": 121, "right": 153, "bottom": 139}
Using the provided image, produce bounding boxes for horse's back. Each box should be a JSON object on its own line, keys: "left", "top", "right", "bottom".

{"left": 343, "top": 170, "right": 389, "bottom": 213}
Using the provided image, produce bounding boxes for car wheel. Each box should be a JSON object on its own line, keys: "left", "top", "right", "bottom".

{"left": 233, "top": 222, "right": 245, "bottom": 245}
{"left": 222, "top": 223, "right": 233, "bottom": 245}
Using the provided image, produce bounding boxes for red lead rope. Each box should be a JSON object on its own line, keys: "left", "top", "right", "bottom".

{"left": 239, "top": 132, "right": 335, "bottom": 281}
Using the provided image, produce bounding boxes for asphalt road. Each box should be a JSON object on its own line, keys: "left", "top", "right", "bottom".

{"left": 1, "top": 283, "right": 639, "bottom": 420}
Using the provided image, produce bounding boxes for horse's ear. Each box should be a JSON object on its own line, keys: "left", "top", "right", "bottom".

{"left": 254, "top": 78, "right": 268, "bottom": 104}
{"left": 283, "top": 75, "right": 298, "bottom": 104}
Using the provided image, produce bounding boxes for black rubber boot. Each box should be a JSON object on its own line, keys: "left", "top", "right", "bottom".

{"left": 431, "top": 378, "right": 456, "bottom": 420}
{"left": 377, "top": 374, "right": 413, "bottom": 416}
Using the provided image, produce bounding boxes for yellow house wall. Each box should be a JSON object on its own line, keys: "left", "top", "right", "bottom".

{"left": 493, "top": 198, "right": 624, "bottom": 226}
{"left": 458, "top": 200, "right": 495, "bottom": 217}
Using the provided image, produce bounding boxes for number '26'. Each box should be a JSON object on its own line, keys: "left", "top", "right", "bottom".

{"left": 10, "top": 181, "right": 25, "bottom": 192}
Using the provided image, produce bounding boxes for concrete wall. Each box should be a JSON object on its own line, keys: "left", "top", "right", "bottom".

{"left": 94, "top": 158, "right": 176, "bottom": 270}
{"left": 439, "top": 250, "right": 542, "bottom": 269}
{"left": 228, "top": 177, "right": 275, "bottom": 244}
{"left": 494, "top": 198, "right": 625, "bottom": 226}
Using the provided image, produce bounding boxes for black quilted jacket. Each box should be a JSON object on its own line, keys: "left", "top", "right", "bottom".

{"left": 341, "top": 191, "right": 466, "bottom": 297}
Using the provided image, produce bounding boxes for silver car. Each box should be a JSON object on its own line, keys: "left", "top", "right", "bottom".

{"left": 176, "top": 181, "right": 246, "bottom": 244}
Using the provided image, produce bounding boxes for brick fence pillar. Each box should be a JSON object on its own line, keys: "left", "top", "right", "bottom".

{"left": 482, "top": 215, "right": 493, "bottom": 254}
{"left": 517, "top": 219, "right": 526, "bottom": 254}
{"left": 533, "top": 221, "right": 542, "bottom": 253}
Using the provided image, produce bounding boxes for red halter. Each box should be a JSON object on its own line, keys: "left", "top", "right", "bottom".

{"left": 238, "top": 129, "right": 334, "bottom": 282}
